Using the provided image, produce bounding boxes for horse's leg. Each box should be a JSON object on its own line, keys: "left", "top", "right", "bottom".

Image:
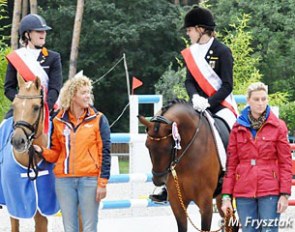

{"left": 10, "top": 217, "right": 19, "bottom": 232}
{"left": 34, "top": 211, "right": 48, "bottom": 232}
{"left": 172, "top": 203, "right": 189, "bottom": 232}
{"left": 168, "top": 189, "right": 189, "bottom": 232}
{"left": 215, "top": 194, "right": 224, "bottom": 217}
{"left": 198, "top": 196, "right": 213, "bottom": 231}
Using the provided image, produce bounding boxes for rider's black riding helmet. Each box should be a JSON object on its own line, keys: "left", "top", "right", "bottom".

{"left": 183, "top": 6, "right": 216, "bottom": 31}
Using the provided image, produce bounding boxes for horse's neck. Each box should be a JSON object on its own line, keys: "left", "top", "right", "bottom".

{"left": 13, "top": 132, "right": 48, "bottom": 167}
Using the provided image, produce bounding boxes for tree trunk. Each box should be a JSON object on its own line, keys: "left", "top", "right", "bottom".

{"left": 22, "top": 0, "right": 28, "bottom": 17}
{"left": 68, "top": 0, "right": 84, "bottom": 79}
{"left": 30, "top": 0, "right": 37, "bottom": 14}
{"left": 182, "top": 0, "right": 188, "bottom": 5}
{"left": 11, "top": 0, "right": 22, "bottom": 50}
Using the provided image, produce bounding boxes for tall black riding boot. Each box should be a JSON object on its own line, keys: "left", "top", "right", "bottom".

{"left": 149, "top": 187, "right": 168, "bottom": 203}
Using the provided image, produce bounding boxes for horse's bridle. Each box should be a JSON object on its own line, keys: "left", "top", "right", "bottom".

{"left": 13, "top": 91, "right": 44, "bottom": 180}
{"left": 146, "top": 115, "right": 173, "bottom": 141}
{"left": 13, "top": 93, "right": 44, "bottom": 151}
{"left": 147, "top": 113, "right": 203, "bottom": 177}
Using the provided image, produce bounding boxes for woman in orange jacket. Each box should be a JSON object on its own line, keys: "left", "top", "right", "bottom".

{"left": 34, "top": 75, "right": 111, "bottom": 232}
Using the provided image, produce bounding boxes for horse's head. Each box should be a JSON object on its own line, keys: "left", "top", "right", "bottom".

{"left": 11, "top": 75, "right": 44, "bottom": 153}
{"left": 138, "top": 115, "right": 173, "bottom": 186}
{"left": 138, "top": 99, "right": 196, "bottom": 186}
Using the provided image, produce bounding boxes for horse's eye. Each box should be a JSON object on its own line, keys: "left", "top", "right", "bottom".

{"left": 145, "top": 127, "right": 149, "bottom": 133}
{"left": 33, "top": 105, "right": 40, "bottom": 112}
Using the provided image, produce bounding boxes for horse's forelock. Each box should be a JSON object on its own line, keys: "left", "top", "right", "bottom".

{"left": 24, "top": 81, "right": 33, "bottom": 90}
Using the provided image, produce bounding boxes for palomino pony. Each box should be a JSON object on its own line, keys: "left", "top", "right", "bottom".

{"left": 139, "top": 99, "right": 238, "bottom": 232}
{"left": 0, "top": 75, "right": 59, "bottom": 232}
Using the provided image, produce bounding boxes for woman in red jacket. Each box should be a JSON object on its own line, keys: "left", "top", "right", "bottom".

{"left": 221, "top": 82, "right": 292, "bottom": 232}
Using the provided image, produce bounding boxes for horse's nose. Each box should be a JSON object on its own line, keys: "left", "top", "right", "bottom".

{"left": 11, "top": 137, "right": 25, "bottom": 146}
{"left": 11, "top": 133, "right": 27, "bottom": 151}
{"left": 152, "top": 177, "right": 165, "bottom": 186}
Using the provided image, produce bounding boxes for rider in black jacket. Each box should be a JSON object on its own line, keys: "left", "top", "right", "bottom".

{"left": 150, "top": 6, "right": 236, "bottom": 203}
{"left": 4, "top": 14, "right": 62, "bottom": 118}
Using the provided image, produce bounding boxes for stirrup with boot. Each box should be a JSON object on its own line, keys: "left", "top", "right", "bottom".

{"left": 149, "top": 187, "right": 168, "bottom": 203}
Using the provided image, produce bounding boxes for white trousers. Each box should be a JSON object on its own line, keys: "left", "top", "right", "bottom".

{"left": 207, "top": 108, "right": 237, "bottom": 171}
{"left": 215, "top": 108, "right": 237, "bottom": 129}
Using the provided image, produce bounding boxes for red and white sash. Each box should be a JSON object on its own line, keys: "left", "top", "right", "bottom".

{"left": 6, "top": 48, "right": 49, "bottom": 89}
{"left": 6, "top": 48, "right": 50, "bottom": 133}
{"left": 181, "top": 43, "right": 238, "bottom": 116}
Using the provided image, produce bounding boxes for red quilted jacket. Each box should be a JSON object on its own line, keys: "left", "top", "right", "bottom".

{"left": 222, "top": 109, "right": 292, "bottom": 198}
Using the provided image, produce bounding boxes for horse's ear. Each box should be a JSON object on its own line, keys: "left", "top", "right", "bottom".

{"left": 34, "top": 76, "right": 41, "bottom": 89}
{"left": 17, "top": 74, "right": 26, "bottom": 87}
{"left": 137, "top": 115, "right": 150, "bottom": 127}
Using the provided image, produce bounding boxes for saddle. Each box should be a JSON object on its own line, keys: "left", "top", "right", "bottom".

{"left": 213, "top": 114, "right": 230, "bottom": 149}
{"left": 212, "top": 115, "right": 230, "bottom": 198}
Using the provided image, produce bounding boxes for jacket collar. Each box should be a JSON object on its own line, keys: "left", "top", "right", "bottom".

{"left": 57, "top": 106, "right": 98, "bottom": 123}
{"left": 235, "top": 105, "right": 280, "bottom": 130}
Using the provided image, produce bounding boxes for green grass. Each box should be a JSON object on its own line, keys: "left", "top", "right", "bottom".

{"left": 119, "top": 159, "right": 129, "bottom": 174}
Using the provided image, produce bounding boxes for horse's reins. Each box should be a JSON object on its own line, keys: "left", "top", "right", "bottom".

{"left": 147, "top": 113, "right": 203, "bottom": 177}
{"left": 13, "top": 92, "right": 44, "bottom": 181}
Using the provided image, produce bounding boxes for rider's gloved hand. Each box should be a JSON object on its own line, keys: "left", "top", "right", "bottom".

{"left": 192, "top": 94, "right": 210, "bottom": 112}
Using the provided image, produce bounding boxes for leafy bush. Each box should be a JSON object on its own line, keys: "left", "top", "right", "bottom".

{"left": 223, "top": 14, "right": 262, "bottom": 95}
{"left": 155, "top": 63, "right": 188, "bottom": 104}
{"left": 0, "top": 0, "right": 11, "bottom": 121}
{"left": 279, "top": 101, "right": 295, "bottom": 135}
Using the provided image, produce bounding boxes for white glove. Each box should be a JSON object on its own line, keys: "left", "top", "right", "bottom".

{"left": 192, "top": 94, "right": 210, "bottom": 112}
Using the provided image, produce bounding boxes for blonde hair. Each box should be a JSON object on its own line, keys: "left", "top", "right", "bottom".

{"left": 246, "top": 82, "right": 268, "bottom": 99}
{"left": 59, "top": 75, "right": 93, "bottom": 110}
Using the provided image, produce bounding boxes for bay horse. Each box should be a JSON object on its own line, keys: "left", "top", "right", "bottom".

{"left": 0, "top": 75, "right": 59, "bottom": 232}
{"left": 138, "top": 99, "right": 238, "bottom": 232}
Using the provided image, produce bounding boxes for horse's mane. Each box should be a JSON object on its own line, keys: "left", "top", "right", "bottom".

{"left": 160, "top": 98, "right": 189, "bottom": 116}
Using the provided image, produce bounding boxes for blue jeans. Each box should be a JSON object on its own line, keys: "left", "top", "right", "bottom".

{"left": 236, "top": 196, "right": 280, "bottom": 232}
{"left": 55, "top": 177, "right": 99, "bottom": 232}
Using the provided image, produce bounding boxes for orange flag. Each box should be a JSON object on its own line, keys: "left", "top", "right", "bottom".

{"left": 132, "top": 76, "right": 143, "bottom": 94}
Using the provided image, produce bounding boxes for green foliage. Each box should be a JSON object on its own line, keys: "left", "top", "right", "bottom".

{"left": 155, "top": 63, "right": 188, "bottom": 104}
{"left": 268, "top": 92, "right": 289, "bottom": 106}
{"left": 223, "top": 14, "right": 262, "bottom": 95}
{"left": 0, "top": 0, "right": 10, "bottom": 121}
{"left": 211, "top": 0, "right": 295, "bottom": 101}
{"left": 280, "top": 101, "right": 295, "bottom": 134}
{"left": 223, "top": 14, "right": 287, "bottom": 107}
{"left": 211, "top": 2, "right": 292, "bottom": 128}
